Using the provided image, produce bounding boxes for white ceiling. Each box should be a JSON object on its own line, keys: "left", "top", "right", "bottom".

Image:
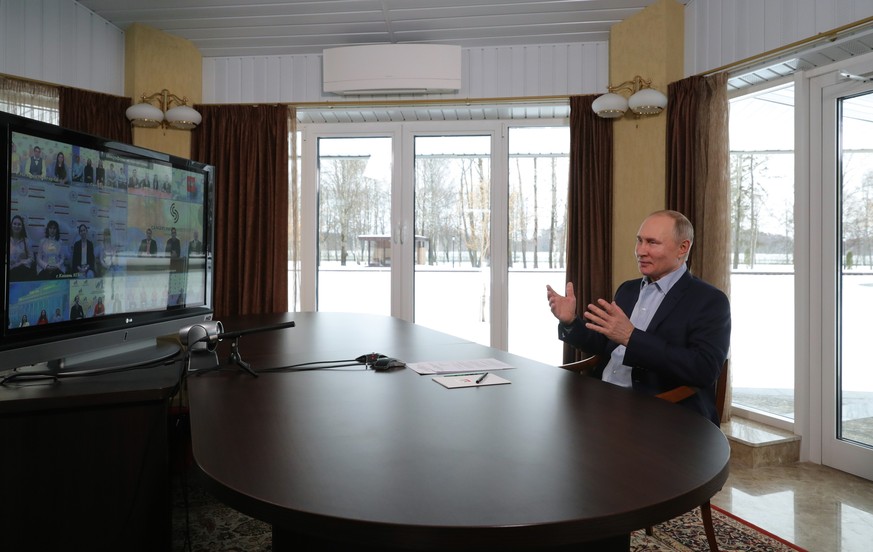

{"left": 76, "top": 0, "right": 661, "bottom": 58}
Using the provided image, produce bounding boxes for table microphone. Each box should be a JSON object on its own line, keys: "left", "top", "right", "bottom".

{"left": 214, "top": 320, "right": 296, "bottom": 341}
{"left": 180, "top": 320, "right": 297, "bottom": 377}
{"left": 181, "top": 320, "right": 297, "bottom": 350}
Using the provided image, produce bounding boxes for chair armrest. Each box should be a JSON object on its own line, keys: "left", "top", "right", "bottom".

{"left": 560, "top": 355, "right": 601, "bottom": 375}
{"left": 655, "top": 385, "right": 699, "bottom": 404}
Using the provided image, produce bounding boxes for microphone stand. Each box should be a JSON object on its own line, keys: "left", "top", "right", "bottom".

{"left": 228, "top": 336, "right": 257, "bottom": 377}
{"left": 216, "top": 320, "right": 296, "bottom": 377}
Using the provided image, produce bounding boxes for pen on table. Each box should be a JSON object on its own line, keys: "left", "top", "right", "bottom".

{"left": 476, "top": 372, "right": 489, "bottom": 384}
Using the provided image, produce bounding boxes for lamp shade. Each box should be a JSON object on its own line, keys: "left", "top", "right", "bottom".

{"left": 591, "top": 92, "right": 628, "bottom": 118}
{"left": 126, "top": 102, "right": 164, "bottom": 128}
{"left": 164, "top": 105, "right": 202, "bottom": 130}
{"left": 628, "top": 88, "right": 668, "bottom": 115}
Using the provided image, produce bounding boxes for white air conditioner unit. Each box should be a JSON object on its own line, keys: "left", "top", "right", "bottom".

{"left": 323, "top": 44, "right": 462, "bottom": 95}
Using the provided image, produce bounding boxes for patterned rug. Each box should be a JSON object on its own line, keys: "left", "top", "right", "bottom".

{"left": 172, "top": 473, "right": 806, "bottom": 552}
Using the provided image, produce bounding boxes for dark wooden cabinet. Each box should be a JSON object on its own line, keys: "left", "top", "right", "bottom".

{"left": 0, "top": 362, "right": 182, "bottom": 552}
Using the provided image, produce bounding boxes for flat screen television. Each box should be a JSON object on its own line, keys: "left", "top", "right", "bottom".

{"left": 1, "top": 112, "right": 214, "bottom": 378}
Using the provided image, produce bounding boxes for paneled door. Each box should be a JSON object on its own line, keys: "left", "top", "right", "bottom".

{"left": 816, "top": 59, "right": 873, "bottom": 480}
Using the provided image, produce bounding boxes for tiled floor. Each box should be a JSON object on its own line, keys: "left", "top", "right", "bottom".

{"left": 712, "top": 462, "right": 873, "bottom": 552}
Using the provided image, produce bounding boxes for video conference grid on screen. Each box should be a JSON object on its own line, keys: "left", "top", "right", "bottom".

{"left": 7, "top": 131, "right": 207, "bottom": 330}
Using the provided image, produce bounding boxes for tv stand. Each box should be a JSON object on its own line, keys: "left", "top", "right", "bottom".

{"left": 0, "top": 360, "right": 183, "bottom": 551}
{"left": 7, "top": 339, "right": 181, "bottom": 382}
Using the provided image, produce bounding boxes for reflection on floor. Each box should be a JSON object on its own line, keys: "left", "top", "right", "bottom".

{"left": 712, "top": 462, "right": 873, "bottom": 552}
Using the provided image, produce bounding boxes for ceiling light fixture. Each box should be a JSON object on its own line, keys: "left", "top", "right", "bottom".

{"left": 591, "top": 75, "right": 668, "bottom": 119}
{"left": 126, "top": 89, "right": 202, "bottom": 130}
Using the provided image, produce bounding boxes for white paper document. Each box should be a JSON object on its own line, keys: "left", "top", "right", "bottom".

{"left": 407, "top": 357, "right": 514, "bottom": 375}
{"left": 432, "top": 372, "right": 512, "bottom": 389}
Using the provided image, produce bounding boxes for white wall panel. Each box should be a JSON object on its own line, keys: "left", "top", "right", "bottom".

{"left": 263, "top": 56, "right": 281, "bottom": 103}
{"left": 202, "top": 43, "right": 608, "bottom": 105}
{"left": 1, "top": 0, "right": 27, "bottom": 78}
{"left": 23, "top": 1, "right": 43, "bottom": 80}
{"left": 42, "top": 0, "right": 62, "bottom": 83}
{"left": 685, "top": 0, "right": 873, "bottom": 76}
{"left": 0, "top": 0, "right": 124, "bottom": 95}
{"left": 75, "top": 6, "right": 93, "bottom": 87}
{"left": 495, "top": 47, "right": 513, "bottom": 98}
{"left": 579, "top": 42, "right": 607, "bottom": 94}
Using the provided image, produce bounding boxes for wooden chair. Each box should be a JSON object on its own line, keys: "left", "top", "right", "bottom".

{"left": 560, "top": 355, "right": 729, "bottom": 552}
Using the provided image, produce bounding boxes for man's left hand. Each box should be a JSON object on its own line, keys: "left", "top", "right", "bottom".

{"left": 583, "top": 299, "right": 634, "bottom": 346}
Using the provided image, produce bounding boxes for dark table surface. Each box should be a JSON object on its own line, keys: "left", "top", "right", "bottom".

{"left": 187, "top": 312, "right": 730, "bottom": 551}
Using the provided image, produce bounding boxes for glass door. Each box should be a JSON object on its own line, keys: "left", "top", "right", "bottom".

{"left": 819, "top": 63, "right": 873, "bottom": 480}
{"left": 507, "top": 126, "right": 569, "bottom": 366}
{"left": 411, "top": 134, "right": 493, "bottom": 345}
{"left": 728, "top": 84, "right": 796, "bottom": 424}
{"left": 314, "top": 136, "right": 395, "bottom": 315}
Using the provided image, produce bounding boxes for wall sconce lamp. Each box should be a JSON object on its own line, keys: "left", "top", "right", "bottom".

{"left": 126, "top": 89, "right": 202, "bottom": 130}
{"left": 591, "top": 75, "right": 668, "bottom": 119}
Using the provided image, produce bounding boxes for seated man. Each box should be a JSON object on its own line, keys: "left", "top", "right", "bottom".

{"left": 72, "top": 224, "right": 96, "bottom": 278}
{"left": 546, "top": 210, "right": 730, "bottom": 425}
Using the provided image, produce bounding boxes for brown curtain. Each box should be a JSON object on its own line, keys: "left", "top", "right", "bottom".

{"left": 565, "top": 95, "right": 614, "bottom": 363}
{"left": 666, "top": 73, "right": 730, "bottom": 293}
{"left": 58, "top": 87, "right": 132, "bottom": 143}
{"left": 191, "top": 104, "right": 289, "bottom": 317}
{"left": 666, "top": 72, "right": 731, "bottom": 420}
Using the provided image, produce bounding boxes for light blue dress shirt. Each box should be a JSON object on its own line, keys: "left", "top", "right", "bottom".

{"left": 601, "top": 264, "right": 687, "bottom": 388}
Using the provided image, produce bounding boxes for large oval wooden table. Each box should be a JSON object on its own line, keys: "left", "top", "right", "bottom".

{"left": 187, "top": 312, "right": 730, "bottom": 551}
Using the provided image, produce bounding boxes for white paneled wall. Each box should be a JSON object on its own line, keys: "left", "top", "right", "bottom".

{"left": 6, "top": 0, "right": 873, "bottom": 103}
{"left": 202, "top": 42, "right": 609, "bottom": 104}
{"left": 0, "top": 0, "right": 125, "bottom": 95}
{"left": 684, "top": 0, "right": 873, "bottom": 76}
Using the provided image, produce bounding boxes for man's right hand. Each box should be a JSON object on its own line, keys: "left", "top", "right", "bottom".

{"left": 546, "top": 282, "right": 577, "bottom": 325}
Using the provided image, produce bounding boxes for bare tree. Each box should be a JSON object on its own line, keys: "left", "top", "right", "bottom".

{"left": 842, "top": 169, "right": 873, "bottom": 268}
{"left": 319, "top": 157, "right": 375, "bottom": 266}
{"left": 730, "top": 152, "right": 769, "bottom": 268}
{"left": 531, "top": 157, "right": 539, "bottom": 268}
{"left": 415, "top": 157, "right": 454, "bottom": 265}
{"left": 459, "top": 157, "right": 490, "bottom": 267}
{"left": 549, "top": 156, "right": 559, "bottom": 268}
{"left": 510, "top": 157, "right": 527, "bottom": 268}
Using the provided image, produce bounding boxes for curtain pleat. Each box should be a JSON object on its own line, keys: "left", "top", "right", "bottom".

{"left": 191, "top": 104, "right": 289, "bottom": 317}
{"left": 58, "top": 87, "right": 132, "bottom": 143}
{"left": 565, "top": 95, "right": 614, "bottom": 363}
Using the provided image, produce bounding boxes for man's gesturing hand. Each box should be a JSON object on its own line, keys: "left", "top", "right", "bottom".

{"left": 546, "top": 282, "right": 577, "bottom": 326}
{"left": 583, "top": 299, "right": 634, "bottom": 346}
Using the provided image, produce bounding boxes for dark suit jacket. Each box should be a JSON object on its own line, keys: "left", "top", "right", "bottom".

{"left": 72, "top": 239, "right": 95, "bottom": 274}
{"left": 139, "top": 238, "right": 157, "bottom": 255}
{"left": 558, "top": 270, "right": 731, "bottom": 424}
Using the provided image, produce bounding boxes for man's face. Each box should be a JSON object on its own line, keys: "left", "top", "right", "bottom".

{"left": 146, "top": 229, "right": 152, "bottom": 239}
{"left": 634, "top": 214, "right": 689, "bottom": 282}
{"left": 79, "top": 226, "right": 87, "bottom": 239}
